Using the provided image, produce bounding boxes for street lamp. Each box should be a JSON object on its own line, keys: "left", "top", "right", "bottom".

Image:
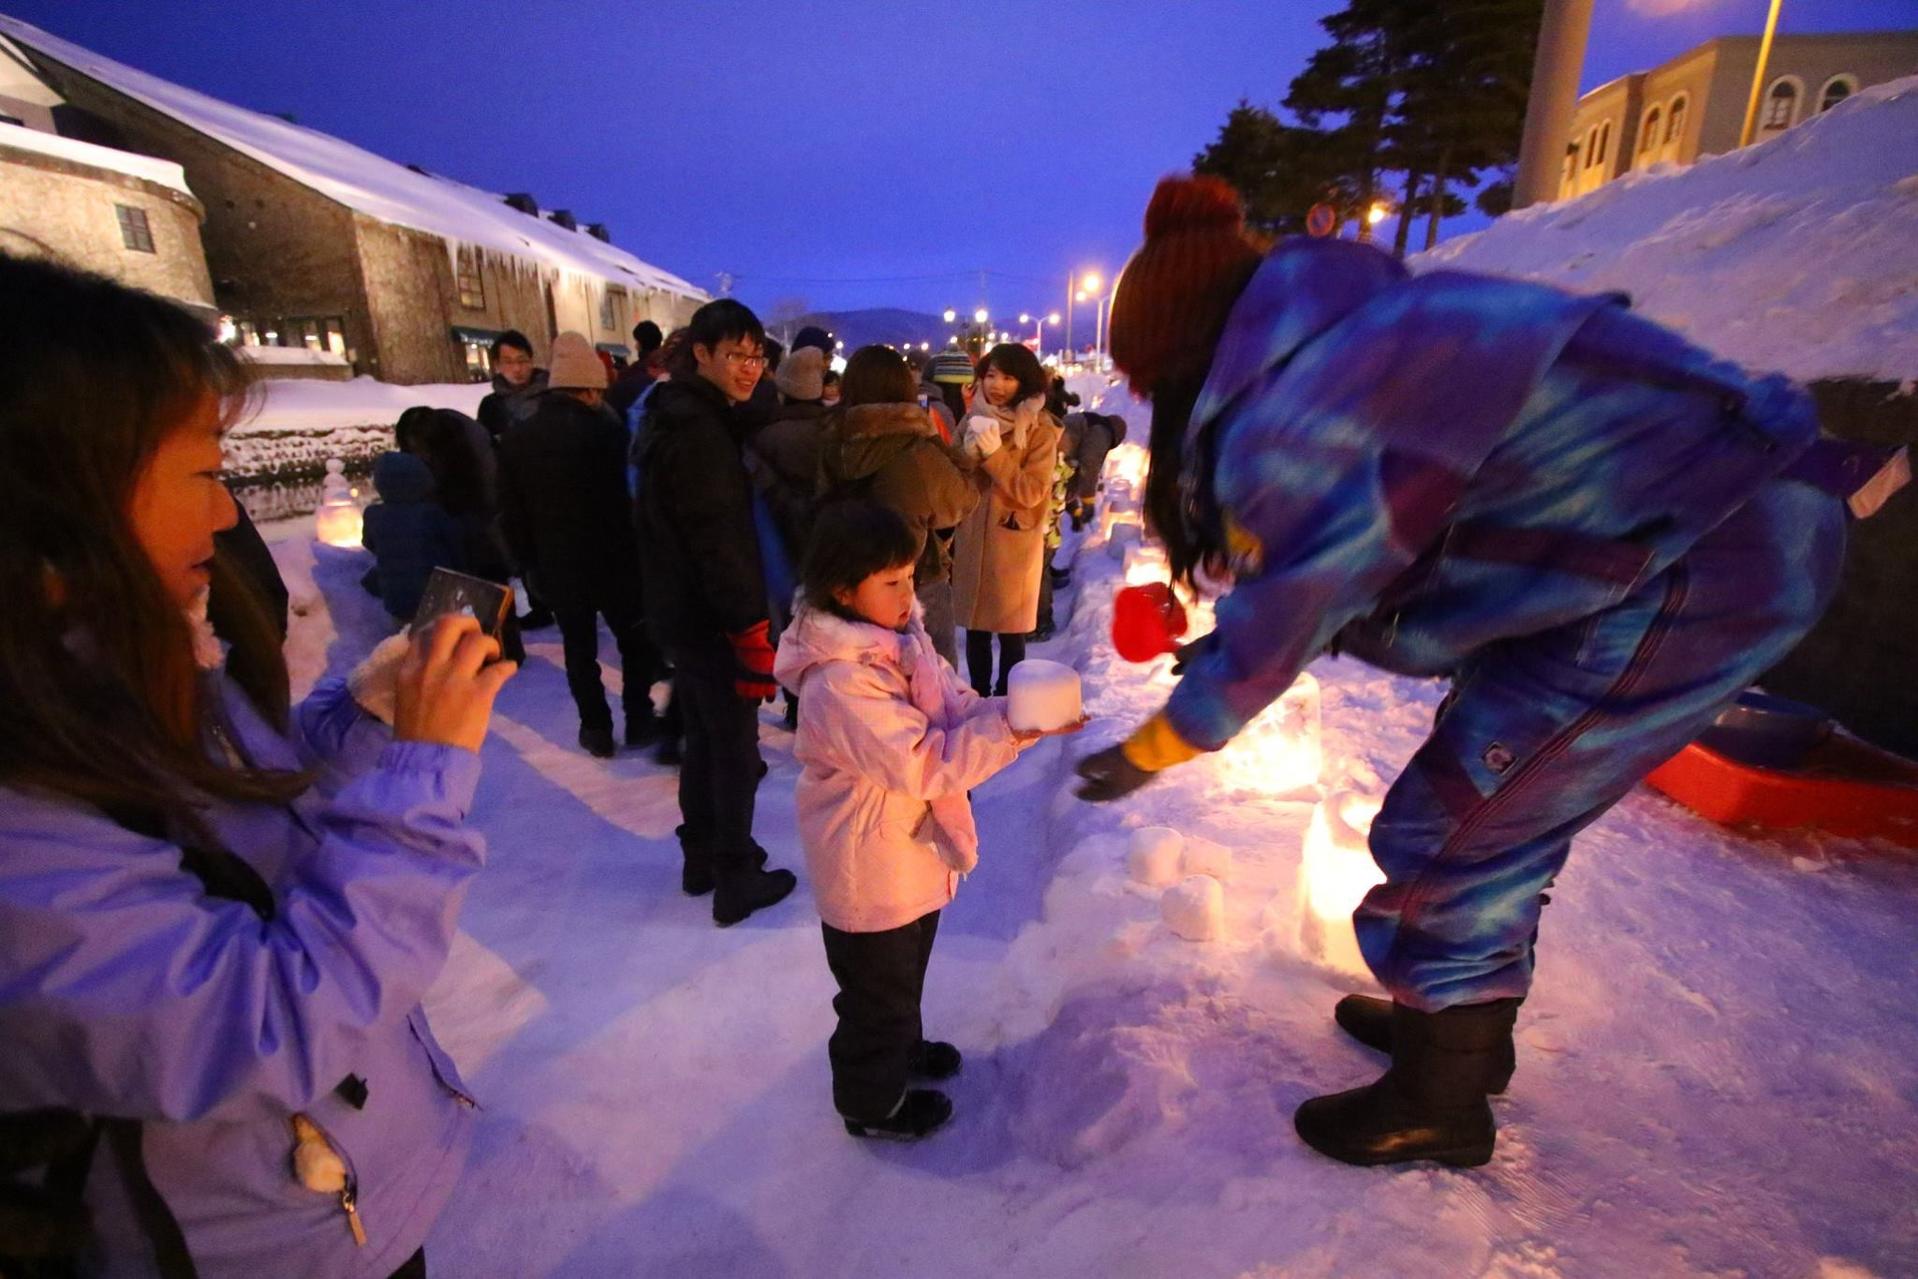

{"left": 973, "top": 308, "right": 989, "bottom": 325}
{"left": 942, "top": 308, "right": 957, "bottom": 324}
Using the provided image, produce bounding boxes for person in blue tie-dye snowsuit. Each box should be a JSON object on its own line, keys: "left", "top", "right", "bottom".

{"left": 1075, "top": 176, "right": 1871, "bottom": 1169}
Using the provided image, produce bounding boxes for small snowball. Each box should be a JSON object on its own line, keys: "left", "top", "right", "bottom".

{"left": 1162, "top": 875, "right": 1225, "bottom": 942}
{"left": 1127, "top": 826, "right": 1184, "bottom": 886}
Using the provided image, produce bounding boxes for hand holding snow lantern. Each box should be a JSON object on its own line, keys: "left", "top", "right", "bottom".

{"left": 1112, "top": 583, "right": 1188, "bottom": 663}
{"left": 314, "top": 458, "right": 364, "bottom": 548}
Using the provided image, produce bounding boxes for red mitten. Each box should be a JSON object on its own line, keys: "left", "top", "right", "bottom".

{"left": 1112, "top": 583, "right": 1189, "bottom": 663}
{"left": 728, "top": 620, "right": 779, "bottom": 702}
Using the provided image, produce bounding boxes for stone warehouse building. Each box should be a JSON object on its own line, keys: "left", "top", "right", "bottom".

{"left": 0, "top": 34, "right": 215, "bottom": 319}
{"left": 0, "top": 15, "right": 707, "bottom": 384}
{"left": 1560, "top": 29, "right": 1918, "bottom": 201}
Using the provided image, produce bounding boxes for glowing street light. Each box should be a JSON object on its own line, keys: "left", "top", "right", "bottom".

{"left": 942, "top": 308, "right": 957, "bottom": 323}
{"left": 1367, "top": 202, "right": 1390, "bottom": 226}
{"left": 973, "top": 307, "right": 989, "bottom": 325}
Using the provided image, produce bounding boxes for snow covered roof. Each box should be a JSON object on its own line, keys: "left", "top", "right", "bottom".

{"left": 1416, "top": 75, "right": 1918, "bottom": 384}
{"left": 0, "top": 14, "right": 706, "bottom": 303}
{"left": 0, "top": 116, "right": 194, "bottom": 199}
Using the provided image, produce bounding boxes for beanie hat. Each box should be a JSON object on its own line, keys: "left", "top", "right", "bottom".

{"left": 546, "top": 331, "right": 607, "bottom": 390}
{"left": 791, "top": 324, "right": 834, "bottom": 356}
{"left": 1108, "top": 175, "right": 1263, "bottom": 396}
{"left": 775, "top": 345, "right": 826, "bottom": 401}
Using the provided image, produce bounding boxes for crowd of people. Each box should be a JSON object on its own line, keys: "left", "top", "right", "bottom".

{"left": 0, "top": 164, "right": 1883, "bottom": 1274}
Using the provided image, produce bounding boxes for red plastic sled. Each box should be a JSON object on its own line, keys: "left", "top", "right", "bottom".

{"left": 1645, "top": 735, "right": 1918, "bottom": 848}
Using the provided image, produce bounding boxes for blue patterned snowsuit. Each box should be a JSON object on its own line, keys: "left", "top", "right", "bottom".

{"left": 1164, "top": 239, "right": 1845, "bottom": 1011}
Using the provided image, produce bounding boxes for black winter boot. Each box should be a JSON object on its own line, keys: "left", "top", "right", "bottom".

{"left": 1333, "top": 994, "right": 1516, "bottom": 1094}
{"left": 907, "top": 1039, "right": 963, "bottom": 1081}
{"left": 625, "top": 704, "right": 659, "bottom": 749}
{"left": 712, "top": 866, "right": 796, "bottom": 927}
{"left": 844, "top": 1089, "right": 952, "bottom": 1141}
{"left": 677, "top": 824, "right": 714, "bottom": 897}
{"left": 577, "top": 725, "right": 616, "bottom": 759}
{"left": 1295, "top": 998, "right": 1520, "bottom": 1168}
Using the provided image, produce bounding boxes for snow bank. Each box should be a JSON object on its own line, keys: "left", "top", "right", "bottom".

{"left": 0, "top": 117, "right": 192, "bottom": 196}
{"left": 1417, "top": 76, "right": 1918, "bottom": 384}
{"left": 224, "top": 376, "right": 487, "bottom": 481}
{"left": 0, "top": 16, "right": 705, "bottom": 303}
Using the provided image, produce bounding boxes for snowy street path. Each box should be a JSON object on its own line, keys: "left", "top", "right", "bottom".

{"left": 271, "top": 507, "right": 1917, "bottom": 1279}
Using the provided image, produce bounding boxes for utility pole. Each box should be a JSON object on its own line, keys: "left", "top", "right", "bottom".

{"left": 1512, "top": 0, "right": 1596, "bottom": 210}
{"left": 1738, "top": 0, "right": 1786, "bottom": 148}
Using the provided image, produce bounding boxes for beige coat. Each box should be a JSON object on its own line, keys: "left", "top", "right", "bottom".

{"left": 950, "top": 402, "right": 1062, "bottom": 634}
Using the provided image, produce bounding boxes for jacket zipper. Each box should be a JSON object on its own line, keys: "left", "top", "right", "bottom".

{"left": 296, "top": 1113, "right": 367, "bottom": 1248}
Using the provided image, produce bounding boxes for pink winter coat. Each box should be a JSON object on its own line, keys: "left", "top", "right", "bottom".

{"left": 773, "top": 600, "right": 1025, "bottom": 933}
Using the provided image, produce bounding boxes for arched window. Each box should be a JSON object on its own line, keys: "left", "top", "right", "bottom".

{"left": 1595, "top": 121, "right": 1611, "bottom": 167}
{"left": 1762, "top": 78, "right": 1801, "bottom": 130}
{"left": 1583, "top": 124, "right": 1601, "bottom": 169}
{"left": 1666, "top": 94, "right": 1689, "bottom": 144}
{"left": 1640, "top": 106, "right": 1662, "bottom": 155}
{"left": 1819, "top": 75, "right": 1857, "bottom": 113}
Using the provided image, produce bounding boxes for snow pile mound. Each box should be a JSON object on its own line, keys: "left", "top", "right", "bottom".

{"left": 224, "top": 377, "right": 488, "bottom": 481}
{"left": 1417, "top": 75, "right": 1918, "bottom": 384}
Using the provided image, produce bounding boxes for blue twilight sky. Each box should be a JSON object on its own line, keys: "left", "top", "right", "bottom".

{"left": 12, "top": 0, "right": 1913, "bottom": 320}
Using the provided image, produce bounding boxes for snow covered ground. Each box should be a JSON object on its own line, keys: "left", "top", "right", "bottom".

{"left": 1416, "top": 75, "right": 1918, "bottom": 386}
{"left": 265, "top": 440, "right": 1918, "bottom": 1277}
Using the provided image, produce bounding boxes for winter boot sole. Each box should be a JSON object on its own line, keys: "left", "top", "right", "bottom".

{"left": 1293, "top": 1087, "right": 1496, "bottom": 1168}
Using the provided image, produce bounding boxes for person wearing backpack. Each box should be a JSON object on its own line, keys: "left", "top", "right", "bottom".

{"left": 0, "top": 257, "right": 516, "bottom": 1278}
{"left": 817, "top": 345, "right": 977, "bottom": 670}
{"left": 1075, "top": 176, "right": 1882, "bottom": 1169}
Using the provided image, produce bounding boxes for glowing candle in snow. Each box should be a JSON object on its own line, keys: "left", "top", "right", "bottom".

{"left": 314, "top": 457, "right": 364, "bottom": 548}
{"left": 1123, "top": 543, "right": 1169, "bottom": 586}
{"left": 1216, "top": 671, "right": 1322, "bottom": 796}
{"left": 1296, "top": 790, "right": 1387, "bottom": 978}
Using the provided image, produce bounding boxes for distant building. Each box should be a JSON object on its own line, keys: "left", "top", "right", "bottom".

{"left": 0, "top": 34, "right": 215, "bottom": 319}
{"left": 0, "top": 16, "right": 707, "bottom": 384}
{"left": 1560, "top": 30, "right": 1918, "bottom": 201}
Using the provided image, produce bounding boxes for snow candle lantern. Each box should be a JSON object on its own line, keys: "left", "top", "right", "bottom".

{"left": 313, "top": 458, "right": 363, "bottom": 548}
{"left": 1123, "top": 542, "right": 1170, "bottom": 587}
{"left": 1296, "top": 789, "right": 1386, "bottom": 978}
{"left": 1217, "top": 671, "right": 1322, "bottom": 796}
{"left": 1006, "top": 659, "right": 1082, "bottom": 732}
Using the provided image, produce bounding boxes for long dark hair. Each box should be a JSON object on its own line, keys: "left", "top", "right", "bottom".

{"left": 409, "top": 409, "right": 492, "bottom": 519}
{"left": 0, "top": 254, "right": 305, "bottom": 825}
{"left": 838, "top": 345, "right": 916, "bottom": 409}
{"left": 1144, "top": 372, "right": 1221, "bottom": 587}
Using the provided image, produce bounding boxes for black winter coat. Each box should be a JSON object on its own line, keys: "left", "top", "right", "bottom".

{"left": 496, "top": 392, "right": 641, "bottom": 610}
{"left": 634, "top": 376, "right": 766, "bottom": 654}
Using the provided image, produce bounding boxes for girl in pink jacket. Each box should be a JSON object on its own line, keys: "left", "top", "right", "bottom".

{"left": 774, "top": 500, "right": 1077, "bottom": 1140}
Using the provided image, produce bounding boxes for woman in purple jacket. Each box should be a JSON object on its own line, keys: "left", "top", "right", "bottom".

{"left": 0, "top": 257, "right": 516, "bottom": 1276}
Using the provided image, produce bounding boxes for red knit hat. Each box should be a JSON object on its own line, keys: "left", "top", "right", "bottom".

{"left": 1109, "top": 175, "right": 1263, "bottom": 395}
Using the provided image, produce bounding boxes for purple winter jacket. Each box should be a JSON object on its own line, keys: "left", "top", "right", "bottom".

{"left": 0, "top": 676, "right": 484, "bottom": 1278}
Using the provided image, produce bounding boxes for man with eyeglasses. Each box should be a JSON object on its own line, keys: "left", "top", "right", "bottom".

{"left": 634, "top": 298, "right": 798, "bottom": 926}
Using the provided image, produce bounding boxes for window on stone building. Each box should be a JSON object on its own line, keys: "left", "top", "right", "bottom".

{"left": 115, "top": 204, "right": 155, "bottom": 253}
{"left": 1763, "top": 79, "right": 1799, "bottom": 130}
{"left": 1819, "top": 76, "right": 1856, "bottom": 114}
{"left": 456, "top": 245, "right": 485, "bottom": 309}
{"left": 462, "top": 340, "right": 491, "bottom": 381}
{"left": 1666, "top": 95, "right": 1688, "bottom": 144}
{"left": 286, "top": 316, "right": 347, "bottom": 356}
{"left": 1593, "top": 121, "right": 1610, "bottom": 168}
{"left": 600, "top": 286, "right": 627, "bottom": 331}
{"left": 1640, "top": 107, "right": 1662, "bottom": 155}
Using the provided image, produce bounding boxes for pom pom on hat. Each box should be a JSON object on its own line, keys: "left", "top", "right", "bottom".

{"left": 1109, "top": 175, "right": 1262, "bottom": 396}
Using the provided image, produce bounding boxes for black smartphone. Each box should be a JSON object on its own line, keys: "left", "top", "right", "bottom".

{"left": 412, "top": 567, "right": 514, "bottom": 639}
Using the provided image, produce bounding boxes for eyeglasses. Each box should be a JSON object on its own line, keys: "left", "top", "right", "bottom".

{"left": 724, "top": 351, "right": 767, "bottom": 370}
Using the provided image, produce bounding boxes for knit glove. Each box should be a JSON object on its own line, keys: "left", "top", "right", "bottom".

{"left": 964, "top": 415, "right": 1002, "bottom": 458}
{"left": 728, "top": 620, "right": 779, "bottom": 703}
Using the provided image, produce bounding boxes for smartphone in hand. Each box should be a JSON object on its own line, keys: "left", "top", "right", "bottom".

{"left": 413, "top": 567, "right": 514, "bottom": 639}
